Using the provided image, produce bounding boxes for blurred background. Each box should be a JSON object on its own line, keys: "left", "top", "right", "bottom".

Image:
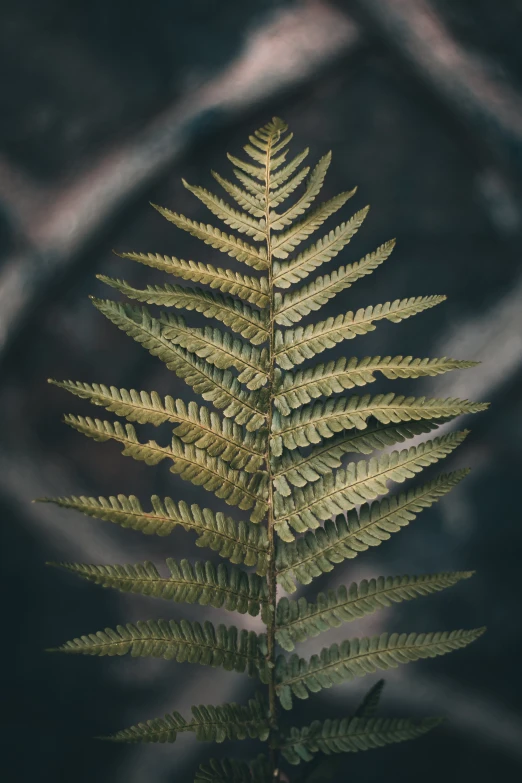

{"left": 1, "top": 0, "right": 521, "bottom": 781}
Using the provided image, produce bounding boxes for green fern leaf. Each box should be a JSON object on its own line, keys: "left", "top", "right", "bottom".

{"left": 182, "top": 180, "right": 267, "bottom": 240}
{"left": 151, "top": 205, "right": 268, "bottom": 271}
{"left": 162, "top": 347, "right": 267, "bottom": 430}
{"left": 226, "top": 153, "right": 266, "bottom": 182}
{"left": 271, "top": 393, "right": 488, "bottom": 455}
{"left": 98, "top": 277, "right": 269, "bottom": 344}
{"left": 268, "top": 165, "right": 310, "bottom": 209}
{"left": 231, "top": 168, "right": 266, "bottom": 197}
{"left": 275, "top": 571, "right": 473, "bottom": 651}
{"left": 164, "top": 350, "right": 268, "bottom": 431}
{"left": 51, "top": 381, "right": 266, "bottom": 471}
{"left": 274, "top": 296, "right": 448, "bottom": 370}
{"left": 275, "top": 352, "right": 477, "bottom": 406}
{"left": 90, "top": 299, "right": 268, "bottom": 429}
{"left": 63, "top": 416, "right": 268, "bottom": 521}
{"left": 273, "top": 431, "right": 468, "bottom": 539}
{"left": 274, "top": 241, "right": 395, "bottom": 325}
{"left": 103, "top": 694, "right": 269, "bottom": 743}
{"left": 269, "top": 148, "right": 309, "bottom": 189}
{"left": 211, "top": 171, "right": 266, "bottom": 218}
{"left": 243, "top": 143, "right": 288, "bottom": 170}
{"left": 49, "top": 619, "right": 269, "bottom": 681}
{"left": 273, "top": 206, "right": 370, "bottom": 288}
{"left": 245, "top": 126, "right": 288, "bottom": 152}
{"left": 275, "top": 627, "right": 485, "bottom": 709}
{"left": 275, "top": 469, "right": 469, "bottom": 591}
{"left": 242, "top": 142, "right": 273, "bottom": 165}
{"left": 355, "top": 679, "right": 385, "bottom": 718}
{"left": 160, "top": 316, "right": 269, "bottom": 390}
{"left": 279, "top": 716, "right": 442, "bottom": 764}
{"left": 195, "top": 754, "right": 271, "bottom": 783}
{"left": 38, "top": 494, "right": 269, "bottom": 574}
{"left": 270, "top": 153, "right": 332, "bottom": 230}
{"left": 271, "top": 419, "right": 449, "bottom": 495}
{"left": 51, "top": 559, "right": 269, "bottom": 621}
{"left": 270, "top": 191, "right": 358, "bottom": 260}
{"left": 105, "top": 710, "right": 187, "bottom": 744}
{"left": 249, "top": 117, "right": 289, "bottom": 146}
{"left": 115, "top": 250, "right": 269, "bottom": 307}
{"left": 64, "top": 414, "right": 172, "bottom": 464}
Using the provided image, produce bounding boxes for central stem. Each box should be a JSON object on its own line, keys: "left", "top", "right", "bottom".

{"left": 264, "top": 129, "right": 279, "bottom": 781}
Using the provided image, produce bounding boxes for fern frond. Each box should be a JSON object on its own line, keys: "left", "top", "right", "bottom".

{"left": 45, "top": 117, "right": 486, "bottom": 776}
{"left": 271, "top": 419, "right": 448, "bottom": 495}
{"left": 211, "top": 171, "right": 266, "bottom": 218}
{"left": 64, "top": 413, "right": 172, "bottom": 463}
{"left": 246, "top": 129, "right": 291, "bottom": 159}
{"left": 196, "top": 754, "right": 271, "bottom": 783}
{"left": 275, "top": 470, "right": 469, "bottom": 591}
{"left": 231, "top": 169, "right": 266, "bottom": 197}
{"left": 269, "top": 148, "right": 309, "bottom": 189}
{"left": 182, "top": 180, "right": 266, "bottom": 240}
{"left": 275, "top": 627, "right": 485, "bottom": 709}
{"left": 170, "top": 352, "right": 268, "bottom": 430}
{"left": 151, "top": 205, "right": 268, "bottom": 271}
{"left": 51, "top": 559, "right": 269, "bottom": 620}
{"left": 103, "top": 694, "right": 269, "bottom": 744}
{"left": 273, "top": 207, "right": 370, "bottom": 289}
{"left": 90, "top": 299, "right": 268, "bottom": 429}
{"left": 355, "top": 679, "right": 385, "bottom": 718}
{"left": 161, "top": 316, "right": 269, "bottom": 390}
{"left": 271, "top": 393, "right": 488, "bottom": 455}
{"left": 275, "top": 571, "right": 473, "bottom": 651}
{"left": 98, "top": 277, "right": 269, "bottom": 344}
{"left": 152, "top": 437, "right": 269, "bottom": 521}
{"left": 250, "top": 117, "right": 289, "bottom": 147}
{"left": 273, "top": 431, "right": 468, "bottom": 539}
{"left": 49, "top": 619, "right": 269, "bottom": 681}
{"left": 274, "top": 296, "right": 448, "bottom": 370}
{"left": 243, "top": 144, "right": 287, "bottom": 171}
{"left": 274, "top": 242, "right": 395, "bottom": 325}
{"left": 38, "top": 495, "right": 269, "bottom": 574}
{"left": 226, "top": 154, "right": 266, "bottom": 181}
{"left": 64, "top": 416, "right": 268, "bottom": 521}
{"left": 270, "top": 153, "right": 332, "bottom": 230}
{"left": 115, "top": 251, "right": 269, "bottom": 307}
{"left": 268, "top": 166, "right": 310, "bottom": 209}
{"left": 275, "top": 353, "right": 476, "bottom": 406}
{"left": 242, "top": 143, "right": 273, "bottom": 166}
{"left": 279, "top": 716, "right": 442, "bottom": 764}
{"left": 52, "top": 382, "right": 266, "bottom": 471}
{"left": 270, "top": 191, "right": 358, "bottom": 260}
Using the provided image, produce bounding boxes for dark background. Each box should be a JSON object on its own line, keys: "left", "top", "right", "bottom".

{"left": 1, "top": 1, "right": 521, "bottom": 781}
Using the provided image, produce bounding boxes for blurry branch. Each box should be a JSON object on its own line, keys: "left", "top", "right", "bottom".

{"left": 0, "top": 1, "right": 360, "bottom": 364}
{"left": 349, "top": 0, "right": 522, "bottom": 233}
{"left": 350, "top": 0, "right": 522, "bottom": 165}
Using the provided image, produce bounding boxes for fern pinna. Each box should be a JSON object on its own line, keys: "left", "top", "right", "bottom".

{"left": 42, "top": 117, "right": 487, "bottom": 781}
